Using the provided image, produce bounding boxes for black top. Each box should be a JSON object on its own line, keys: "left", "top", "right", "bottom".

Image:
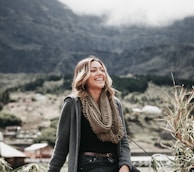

{"left": 79, "top": 112, "right": 117, "bottom": 154}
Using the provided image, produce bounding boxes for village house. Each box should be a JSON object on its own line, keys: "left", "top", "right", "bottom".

{"left": 24, "top": 142, "right": 53, "bottom": 163}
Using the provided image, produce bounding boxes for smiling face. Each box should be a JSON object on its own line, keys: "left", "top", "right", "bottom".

{"left": 87, "top": 60, "right": 106, "bottom": 92}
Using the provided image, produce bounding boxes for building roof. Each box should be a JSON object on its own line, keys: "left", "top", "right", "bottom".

{"left": 24, "top": 143, "right": 48, "bottom": 151}
{"left": 0, "top": 142, "right": 26, "bottom": 158}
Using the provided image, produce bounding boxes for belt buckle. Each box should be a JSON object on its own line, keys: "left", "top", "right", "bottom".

{"left": 107, "top": 153, "right": 114, "bottom": 163}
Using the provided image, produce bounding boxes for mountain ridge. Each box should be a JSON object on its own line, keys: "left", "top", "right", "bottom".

{"left": 0, "top": 0, "right": 194, "bottom": 79}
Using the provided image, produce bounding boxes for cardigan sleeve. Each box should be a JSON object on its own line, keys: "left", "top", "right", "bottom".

{"left": 115, "top": 97, "right": 133, "bottom": 171}
{"left": 47, "top": 97, "right": 75, "bottom": 172}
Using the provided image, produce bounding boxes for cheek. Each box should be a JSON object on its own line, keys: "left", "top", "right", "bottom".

{"left": 86, "top": 78, "right": 93, "bottom": 87}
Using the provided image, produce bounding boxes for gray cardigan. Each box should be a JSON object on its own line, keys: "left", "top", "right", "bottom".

{"left": 47, "top": 96, "right": 132, "bottom": 172}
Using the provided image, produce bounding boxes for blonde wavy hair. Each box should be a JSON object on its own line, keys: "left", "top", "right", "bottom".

{"left": 71, "top": 55, "right": 115, "bottom": 99}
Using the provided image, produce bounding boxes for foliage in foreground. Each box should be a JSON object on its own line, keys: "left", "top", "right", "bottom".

{"left": 15, "top": 163, "right": 46, "bottom": 172}
{"left": 166, "top": 86, "right": 194, "bottom": 171}
{"left": 0, "top": 158, "right": 12, "bottom": 172}
{"left": 0, "top": 159, "right": 46, "bottom": 172}
{"left": 151, "top": 86, "right": 194, "bottom": 172}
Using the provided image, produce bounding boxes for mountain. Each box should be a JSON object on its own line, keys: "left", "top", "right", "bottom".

{"left": 0, "top": 0, "right": 194, "bottom": 79}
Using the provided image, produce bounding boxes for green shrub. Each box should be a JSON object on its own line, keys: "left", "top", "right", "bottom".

{"left": 112, "top": 75, "right": 148, "bottom": 94}
{"left": 138, "top": 74, "right": 194, "bottom": 88}
{"left": 0, "top": 112, "right": 22, "bottom": 128}
{"left": 35, "top": 127, "right": 56, "bottom": 146}
{"left": 0, "top": 90, "right": 10, "bottom": 104}
{"left": 22, "top": 78, "right": 44, "bottom": 91}
{"left": 62, "top": 74, "right": 73, "bottom": 90}
{"left": 49, "top": 117, "right": 58, "bottom": 129}
{"left": 46, "top": 74, "right": 62, "bottom": 81}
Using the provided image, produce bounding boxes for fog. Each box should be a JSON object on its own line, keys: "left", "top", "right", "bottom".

{"left": 58, "top": 0, "right": 194, "bottom": 27}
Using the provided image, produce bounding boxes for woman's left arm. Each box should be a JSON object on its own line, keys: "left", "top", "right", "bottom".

{"left": 115, "top": 97, "right": 133, "bottom": 172}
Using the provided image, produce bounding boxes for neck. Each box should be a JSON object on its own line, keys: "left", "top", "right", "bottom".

{"left": 88, "top": 89, "right": 102, "bottom": 104}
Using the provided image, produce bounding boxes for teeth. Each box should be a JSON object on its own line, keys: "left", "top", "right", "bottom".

{"left": 96, "top": 78, "right": 103, "bottom": 81}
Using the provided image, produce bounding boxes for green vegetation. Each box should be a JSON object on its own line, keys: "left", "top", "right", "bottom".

{"left": 35, "top": 127, "right": 56, "bottom": 146}
{"left": 0, "top": 112, "right": 22, "bottom": 128}
{"left": 112, "top": 75, "right": 148, "bottom": 96}
{"left": 138, "top": 74, "right": 194, "bottom": 88}
{"left": 35, "top": 117, "right": 58, "bottom": 146}
{"left": 22, "top": 78, "right": 45, "bottom": 91}
{"left": 0, "top": 90, "right": 10, "bottom": 105}
{"left": 1, "top": 73, "right": 194, "bottom": 100}
{"left": 21, "top": 74, "right": 63, "bottom": 92}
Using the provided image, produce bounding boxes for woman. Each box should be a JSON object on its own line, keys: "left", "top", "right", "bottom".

{"left": 47, "top": 55, "right": 139, "bottom": 172}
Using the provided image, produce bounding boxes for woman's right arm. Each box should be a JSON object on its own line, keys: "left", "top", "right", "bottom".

{"left": 47, "top": 97, "right": 74, "bottom": 172}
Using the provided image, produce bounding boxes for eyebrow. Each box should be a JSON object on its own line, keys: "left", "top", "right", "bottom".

{"left": 91, "top": 66, "right": 103, "bottom": 68}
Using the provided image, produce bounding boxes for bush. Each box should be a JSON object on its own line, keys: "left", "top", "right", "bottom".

{"left": 165, "top": 86, "right": 194, "bottom": 171}
{"left": 0, "top": 90, "right": 10, "bottom": 104}
{"left": 0, "top": 112, "right": 22, "bottom": 128}
{"left": 22, "top": 78, "right": 44, "bottom": 91}
{"left": 46, "top": 74, "right": 62, "bottom": 81}
{"left": 112, "top": 75, "right": 148, "bottom": 94}
{"left": 35, "top": 118, "right": 59, "bottom": 146}
{"left": 35, "top": 127, "right": 56, "bottom": 146}
{"left": 138, "top": 74, "right": 194, "bottom": 88}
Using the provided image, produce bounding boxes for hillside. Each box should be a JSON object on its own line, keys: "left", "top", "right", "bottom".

{"left": 1, "top": 74, "right": 173, "bottom": 154}
{"left": 0, "top": 0, "right": 194, "bottom": 79}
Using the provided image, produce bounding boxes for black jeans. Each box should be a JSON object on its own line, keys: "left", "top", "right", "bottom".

{"left": 78, "top": 155, "right": 119, "bottom": 172}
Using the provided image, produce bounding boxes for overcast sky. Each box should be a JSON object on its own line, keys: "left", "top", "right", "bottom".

{"left": 58, "top": 0, "right": 194, "bottom": 27}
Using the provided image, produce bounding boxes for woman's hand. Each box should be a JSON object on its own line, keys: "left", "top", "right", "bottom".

{"left": 119, "top": 165, "right": 130, "bottom": 172}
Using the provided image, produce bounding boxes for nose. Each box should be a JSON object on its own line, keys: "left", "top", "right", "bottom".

{"left": 97, "top": 69, "right": 103, "bottom": 75}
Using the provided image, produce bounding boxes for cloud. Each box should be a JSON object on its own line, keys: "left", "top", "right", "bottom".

{"left": 58, "top": 0, "right": 194, "bottom": 27}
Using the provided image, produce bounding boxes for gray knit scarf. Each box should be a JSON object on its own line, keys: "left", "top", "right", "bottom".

{"left": 80, "top": 91, "right": 124, "bottom": 144}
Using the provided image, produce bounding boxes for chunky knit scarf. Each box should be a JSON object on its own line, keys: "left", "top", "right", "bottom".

{"left": 80, "top": 91, "right": 124, "bottom": 144}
